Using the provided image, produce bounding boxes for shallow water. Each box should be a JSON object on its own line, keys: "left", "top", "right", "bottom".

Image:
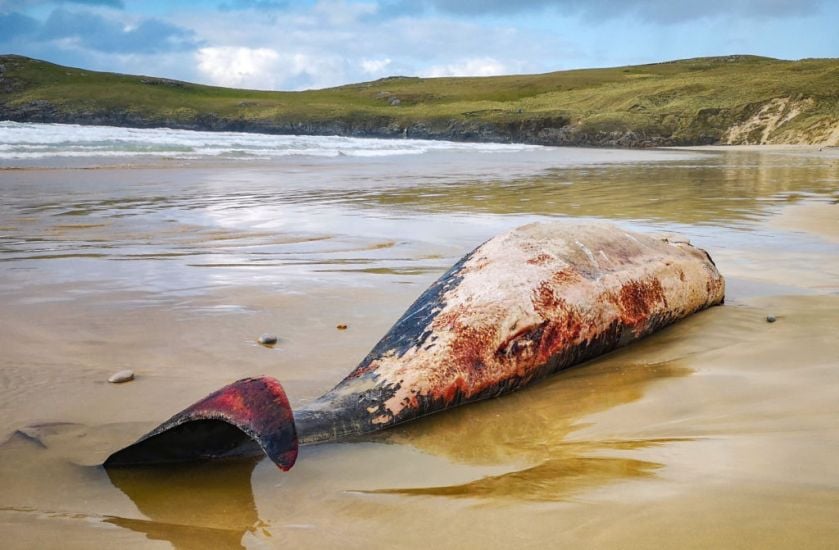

{"left": 1, "top": 139, "right": 838, "bottom": 549}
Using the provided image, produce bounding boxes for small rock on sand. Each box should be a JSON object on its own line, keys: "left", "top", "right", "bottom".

{"left": 108, "top": 369, "right": 134, "bottom": 384}
{"left": 766, "top": 315, "right": 777, "bottom": 323}
{"left": 258, "top": 334, "right": 278, "bottom": 346}
{"left": 336, "top": 324, "right": 348, "bottom": 330}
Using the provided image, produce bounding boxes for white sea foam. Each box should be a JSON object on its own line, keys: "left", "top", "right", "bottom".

{"left": 0, "top": 121, "right": 543, "bottom": 161}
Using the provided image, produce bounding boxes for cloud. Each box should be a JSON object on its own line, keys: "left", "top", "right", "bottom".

{"left": 217, "top": 0, "right": 288, "bottom": 12}
{"left": 64, "top": 0, "right": 123, "bottom": 6}
{"left": 381, "top": 0, "right": 826, "bottom": 23}
{"left": 0, "top": 0, "right": 124, "bottom": 9}
{"left": 195, "top": 46, "right": 351, "bottom": 90}
{"left": 172, "top": 3, "right": 556, "bottom": 89}
{"left": 0, "top": 7, "right": 197, "bottom": 55}
{"left": 311, "top": 0, "right": 378, "bottom": 25}
{"left": 196, "top": 46, "right": 280, "bottom": 88}
{"left": 34, "top": 8, "right": 198, "bottom": 54}
{"left": 421, "top": 57, "right": 508, "bottom": 77}
{"left": 360, "top": 57, "right": 392, "bottom": 75}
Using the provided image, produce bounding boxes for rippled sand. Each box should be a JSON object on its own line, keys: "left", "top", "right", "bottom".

{"left": 1, "top": 147, "right": 837, "bottom": 549}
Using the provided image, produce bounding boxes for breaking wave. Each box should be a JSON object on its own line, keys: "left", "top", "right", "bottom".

{"left": 0, "top": 121, "right": 543, "bottom": 161}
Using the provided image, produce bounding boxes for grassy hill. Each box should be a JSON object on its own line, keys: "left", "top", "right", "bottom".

{"left": 1, "top": 54, "right": 838, "bottom": 147}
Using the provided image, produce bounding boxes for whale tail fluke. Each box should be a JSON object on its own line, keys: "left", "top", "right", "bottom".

{"left": 104, "top": 376, "right": 298, "bottom": 471}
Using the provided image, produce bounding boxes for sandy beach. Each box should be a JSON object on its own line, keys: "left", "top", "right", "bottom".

{"left": 1, "top": 142, "right": 838, "bottom": 548}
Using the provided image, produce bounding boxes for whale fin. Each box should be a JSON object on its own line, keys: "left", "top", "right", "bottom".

{"left": 104, "top": 376, "right": 298, "bottom": 471}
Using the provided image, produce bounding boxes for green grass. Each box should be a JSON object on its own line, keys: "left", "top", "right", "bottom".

{"left": 1, "top": 54, "right": 838, "bottom": 145}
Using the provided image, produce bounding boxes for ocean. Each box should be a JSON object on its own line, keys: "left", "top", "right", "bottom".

{"left": 0, "top": 121, "right": 543, "bottom": 161}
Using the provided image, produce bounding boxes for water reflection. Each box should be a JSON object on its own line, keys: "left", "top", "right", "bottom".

{"left": 0, "top": 422, "right": 263, "bottom": 549}
{"left": 311, "top": 152, "right": 839, "bottom": 225}
{"left": 374, "top": 455, "right": 663, "bottom": 500}
{"left": 105, "top": 460, "right": 261, "bottom": 550}
{"left": 370, "top": 352, "right": 690, "bottom": 500}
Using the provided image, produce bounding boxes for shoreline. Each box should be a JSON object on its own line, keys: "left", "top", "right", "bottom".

{"left": 2, "top": 119, "right": 837, "bottom": 167}
{"left": 0, "top": 126, "right": 703, "bottom": 170}
{"left": 667, "top": 143, "right": 839, "bottom": 157}
{"left": 4, "top": 116, "right": 839, "bottom": 151}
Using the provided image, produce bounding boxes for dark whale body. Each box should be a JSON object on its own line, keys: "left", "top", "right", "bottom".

{"left": 105, "top": 222, "right": 725, "bottom": 471}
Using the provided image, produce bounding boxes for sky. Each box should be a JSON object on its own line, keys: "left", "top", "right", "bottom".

{"left": 1, "top": 0, "right": 837, "bottom": 91}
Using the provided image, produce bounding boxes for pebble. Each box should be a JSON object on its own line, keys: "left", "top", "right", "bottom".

{"left": 336, "top": 324, "right": 348, "bottom": 330}
{"left": 258, "top": 334, "right": 278, "bottom": 346}
{"left": 766, "top": 315, "right": 777, "bottom": 323}
{"left": 108, "top": 369, "right": 134, "bottom": 384}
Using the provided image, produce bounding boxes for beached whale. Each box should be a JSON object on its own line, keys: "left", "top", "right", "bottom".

{"left": 105, "top": 221, "right": 725, "bottom": 471}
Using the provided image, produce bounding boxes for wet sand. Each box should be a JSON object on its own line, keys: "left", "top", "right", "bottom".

{"left": 1, "top": 146, "right": 838, "bottom": 548}
{"left": 772, "top": 202, "right": 839, "bottom": 242}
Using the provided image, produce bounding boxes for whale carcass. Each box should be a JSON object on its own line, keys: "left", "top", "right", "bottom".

{"left": 105, "top": 222, "right": 725, "bottom": 471}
